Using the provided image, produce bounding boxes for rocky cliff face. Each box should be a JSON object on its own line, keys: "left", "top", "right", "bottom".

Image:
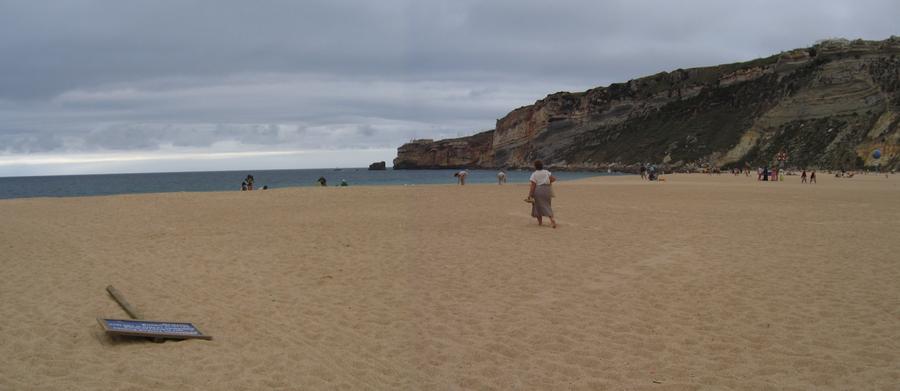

{"left": 393, "top": 130, "right": 494, "bottom": 169}
{"left": 394, "top": 37, "right": 900, "bottom": 171}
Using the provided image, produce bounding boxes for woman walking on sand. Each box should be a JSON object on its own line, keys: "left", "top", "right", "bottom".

{"left": 527, "top": 160, "right": 557, "bottom": 228}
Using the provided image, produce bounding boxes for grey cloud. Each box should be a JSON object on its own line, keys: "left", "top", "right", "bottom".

{"left": 356, "top": 125, "right": 377, "bottom": 137}
{"left": 4, "top": 0, "right": 898, "bottom": 99}
{"left": 83, "top": 123, "right": 297, "bottom": 150}
{"left": 0, "top": 72, "right": 566, "bottom": 154}
{"left": 0, "top": 129, "right": 66, "bottom": 153}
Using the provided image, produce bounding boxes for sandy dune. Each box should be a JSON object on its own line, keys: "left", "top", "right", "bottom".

{"left": 1, "top": 173, "right": 898, "bottom": 390}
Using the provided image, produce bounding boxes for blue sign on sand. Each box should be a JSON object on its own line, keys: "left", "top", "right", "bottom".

{"left": 98, "top": 318, "right": 212, "bottom": 340}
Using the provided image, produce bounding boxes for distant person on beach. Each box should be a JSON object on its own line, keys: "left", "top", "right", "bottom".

{"left": 262, "top": 185, "right": 268, "bottom": 190}
{"left": 454, "top": 170, "right": 468, "bottom": 185}
{"left": 317, "top": 176, "right": 327, "bottom": 186}
{"left": 241, "top": 181, "right": 248, "bottom": 191}
{"left": 648, "top": 164, "right": 658, "bottom": 181}
{"left": 640, "top": 165, "right": 647, "bottom": 180}
{"left": 801, "top": 170, "right": 807, "bottom": 183}
{"left": 340, "top": 179, "right": 348, "bottom": 187}
{"left": 245, "top": 175, "right": 254, "bottom": 190}
{"left": 528, "top": 160, "right": 557, "bottom": 228}
{"left": 810, "top": 170, "right": 816, "bottom": 184}
{"left": 497, "top": 169, "right": 507, "bottom": 184}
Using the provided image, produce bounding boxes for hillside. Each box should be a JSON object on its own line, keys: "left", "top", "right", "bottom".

{"left": 394, "top": 37, "right": 900, "bottom": 171}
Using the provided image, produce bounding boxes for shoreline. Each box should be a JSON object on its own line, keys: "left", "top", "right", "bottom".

{"left": 0, "top": 169, "right": 614, "bottom": 201}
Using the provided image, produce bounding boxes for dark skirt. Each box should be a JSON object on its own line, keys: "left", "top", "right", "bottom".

{"left": 531, "top": 185, "right": 554, "bottom": 217}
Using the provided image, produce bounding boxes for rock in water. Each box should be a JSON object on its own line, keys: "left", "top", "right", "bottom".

{"left": 368, "top": 161, "right": 387, "bottom": 170}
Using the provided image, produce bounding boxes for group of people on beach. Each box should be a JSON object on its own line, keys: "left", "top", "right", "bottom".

{"left": 241, "top": 174, "right": 349, "bottom": 190}
{"left": 454, "top": 169, "right": 509, "bottom": 185}
{"left": 241, "top": 175, "right": 268, "bottom": 190}
{"left": 832, "top": 169, "right": 894, "bottom": 178}
{"left": 738, "top": 167, "right": 752, "bottom": 176}
{"left": 317, "top": 176, "right": 348, "bottom": 186}
{"left": 639, "top": 164, "right": 659, "bottom": 181}
{"left": 800, "top": 170, "right": 817, "bottom": 183}
{"left": 241, "top": 175, "right": 254, "bottom": 190}
{"left": 753, "top": 167, "right": 817, "bottom": 183}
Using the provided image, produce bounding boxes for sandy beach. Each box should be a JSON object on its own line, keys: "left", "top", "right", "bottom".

{"left": 0, "top": 173, "right": 898, "bottom": 390}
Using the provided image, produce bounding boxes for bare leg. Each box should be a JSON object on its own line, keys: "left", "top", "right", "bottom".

{"left": 537, "top": 216, "right": 543, "bottom": 226}
{"left": 549, "top": 216, "right": 557, "bottom": 228}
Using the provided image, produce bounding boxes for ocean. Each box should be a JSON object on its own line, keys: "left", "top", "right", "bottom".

{"left": 0, "top": 169, "right": 613, "bottom": 199}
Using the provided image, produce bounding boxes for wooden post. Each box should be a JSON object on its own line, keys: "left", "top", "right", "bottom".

{"left": 106, "top": 285, "right": 142, "bottom": 320}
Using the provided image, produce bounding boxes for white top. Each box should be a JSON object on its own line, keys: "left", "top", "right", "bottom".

{"left": 458, "top": 170, "right": 468, "bottom": 177}
{"left": 530, "top": 169, "right": 552, "bottom": 185}
{"left": 497, "top": 171, "right": 506, "bottom": 177}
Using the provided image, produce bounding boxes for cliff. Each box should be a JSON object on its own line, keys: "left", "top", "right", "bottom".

{"left": 393, "top": 130, "right": 494, "bottom": 169}
{"left": 394, "top": 37, "right": 900, "bottom": 171}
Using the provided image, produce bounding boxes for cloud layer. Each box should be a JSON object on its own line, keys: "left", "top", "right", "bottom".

{"left": 1, "top": 0, "right": 898, "bottom": 175}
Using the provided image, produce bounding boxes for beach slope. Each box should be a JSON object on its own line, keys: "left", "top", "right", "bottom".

{"left": 1, "top": 174, "right": 898, "bottom": 390}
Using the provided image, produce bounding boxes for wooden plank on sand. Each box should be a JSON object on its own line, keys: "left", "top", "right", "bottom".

{"left": 101, "top": 285, "right": 212, "bottom": 341}
{"left": 106, "top": 285, "right": 142, "bottom": 319}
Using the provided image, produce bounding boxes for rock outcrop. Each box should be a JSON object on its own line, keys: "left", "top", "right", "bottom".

{"left": 393, "top": 131, "right": 494, "bottom": 169}
{"left": 394, "top": 37, "right": 900, "bottom": 171}
{"left": 368, "top": 161, "right": 386, "bottom": 170}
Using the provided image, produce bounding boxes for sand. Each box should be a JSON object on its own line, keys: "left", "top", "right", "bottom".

{"left": 0, "top": 173, "right": 898, "bottom": 390}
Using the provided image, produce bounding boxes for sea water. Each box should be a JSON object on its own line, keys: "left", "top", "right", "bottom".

{"left": 0, "top": 169, "right": 615, "bottom": 199}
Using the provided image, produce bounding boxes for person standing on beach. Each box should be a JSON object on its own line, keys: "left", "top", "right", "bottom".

{"left": 801, "top": 170, "right": 807, "bottom": 183}
{"left": 455, "top": 170, "right": 468, "bottom": 185}
{"left": 528, "top": 160, "right": 557, "bottom": 228}
{"left": 810, "top": 170, "right": 816, "bottom": 184}
{"left": 245, "top": 175, "right": 254, "bottom": 190}
{"left": 497, "top": 169, "right": 507, "bottom": 185}
{"left": 317, "top": 176, "right": 327, "bottom": 186}
{"left": 640, "top": 164, "right": 647, "bottom": 180}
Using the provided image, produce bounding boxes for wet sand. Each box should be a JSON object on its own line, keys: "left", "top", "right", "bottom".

{"left": 1, "top": 173, "right": 898, "bottom": 390}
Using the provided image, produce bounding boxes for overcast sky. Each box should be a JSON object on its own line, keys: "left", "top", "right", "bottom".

{"left": 0, "top": 0, "right": 897, "bottom": 176}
